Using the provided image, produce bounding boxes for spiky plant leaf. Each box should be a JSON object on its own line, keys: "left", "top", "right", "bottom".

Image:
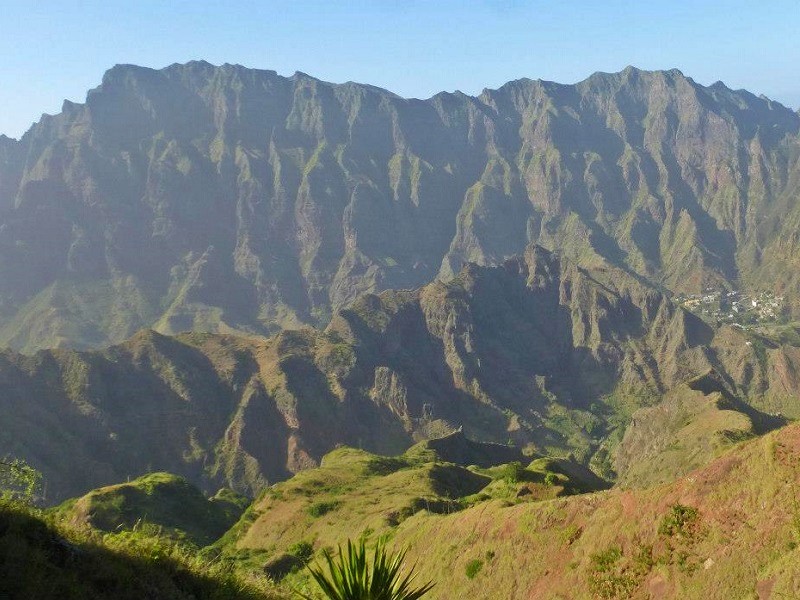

{"left": 296, "top": 538, "right": 433, "bottom": 600}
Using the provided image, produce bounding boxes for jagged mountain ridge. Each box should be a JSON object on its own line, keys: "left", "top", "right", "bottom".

{"left": 2, "top": 247, "right": 795, "bottom": 502}
{"left": 1, "top": 62, "right": 799, "bottom": 351}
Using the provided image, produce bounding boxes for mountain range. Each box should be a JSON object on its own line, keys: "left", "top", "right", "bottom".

{"left": 1, "top": 244, "right": 796, "bottom": 503}
{"left": 1, "top": 62, "right": 799, "bottom": 352}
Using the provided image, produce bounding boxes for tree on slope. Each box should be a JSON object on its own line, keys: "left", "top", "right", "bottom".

{"left": 0, "top": 457, "right": 41, "bottom": 504}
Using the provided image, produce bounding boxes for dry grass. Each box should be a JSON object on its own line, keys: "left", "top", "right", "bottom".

{"left": 387, "top": 424, "right": 800, "bottom": 599}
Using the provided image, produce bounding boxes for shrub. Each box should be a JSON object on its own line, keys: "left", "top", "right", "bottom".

{"left": 588, "top": 546, "right": 638, "bottom": 599}
{"left": 298, "top": 538, "right": 433, "bottom": 600}
{"left": 590, "top": 546, "right": 622, "bottom": 574}
{"left": 365, "top": 457, "right": 409, "bottom": 476}
{"left": 464, "top": 558, "right": 483, "bottom": 579}
{"left": 0, "top": 457, "right": 41, "bottom": 504}
{"left": 501, "top": 462, "right": 525, "bottom": 484}
{"left": 289, "top": 540, "right": 315, "bottom": 563}
{"left": 307, "top": 500, "right": 341, "bottom": 518}
{"left": 658, "top": 504, "right": 699, "bottom": 537}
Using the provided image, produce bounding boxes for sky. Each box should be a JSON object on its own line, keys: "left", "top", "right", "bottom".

{"left": 2, "top": 0, "right": 798, "bottom": 138}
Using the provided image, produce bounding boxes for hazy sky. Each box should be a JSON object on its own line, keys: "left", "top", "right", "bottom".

{"left": 2, "top": 0, "right": 798, "bottom": 138}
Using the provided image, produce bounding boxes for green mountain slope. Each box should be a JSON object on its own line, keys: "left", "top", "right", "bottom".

{"left": 213, "top": 422, "right": 800, "bottom": 598}
{"left": 0, "top": 63, "right": 799, "bottom": 352}
{"left": 49, "top": 436, "right": 604, "bottom": 588}
{"left": 387, "top": 421, "right": 800, "bottom": 599}
{"left": 0, "top": 501, "right": 283, "bottom": 600}
{"left": 52, "top": 421, "right": 800, "bottom": 599}
{"left": 53, "top": 472, "right": 248, "bottom": 546}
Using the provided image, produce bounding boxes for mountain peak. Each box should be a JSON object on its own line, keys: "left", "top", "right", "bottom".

{"left": 582, "top": 65, "right": 689, "bottom": 85}
{"left": 178, "top": 59, "right": 215, "bottom": 69}
{"left": 291, "top": 70, "right": 318, "bottom": 81}
{"left": 104, "top": 62, "right": 158, "bottom": 77}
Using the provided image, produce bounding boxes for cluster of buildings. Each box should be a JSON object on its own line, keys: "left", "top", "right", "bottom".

{"left": 677, "top": 289, "right": 785, "bottom": 327}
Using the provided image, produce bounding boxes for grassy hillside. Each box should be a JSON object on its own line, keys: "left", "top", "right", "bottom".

{"left": 212, "top": 437, "right": 608, "bottom": 592}
{"left": 17, "top": 422, "right": 800, "bottom": 598}
{"left": 0, "top": 500, "right": 284, "bottom": 600}
{"left": 388, "top": 422, "right": 800, "bottom": 599}
{"left": 613, "top": 381, "right": 756, "bottom": 488}
{"left": 53, "top": 472, "right": 248, "bottom": 546}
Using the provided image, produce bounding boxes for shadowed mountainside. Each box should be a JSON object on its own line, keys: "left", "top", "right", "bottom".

{"left": 0, "top": 500, "right": 283, "bottom": 600}
{"left": 2, "top": 247, "right": 797, "bottom": 503}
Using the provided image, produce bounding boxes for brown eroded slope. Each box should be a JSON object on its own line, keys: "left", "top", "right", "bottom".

{"left": 1, "top": 247, "right": 797, "bottom": 504}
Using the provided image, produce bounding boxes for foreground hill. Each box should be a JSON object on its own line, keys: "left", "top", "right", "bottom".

{"left": 2, "top": 247, "right": 797, "bottom": 502}
{"left": 0, "top": 501, "right": 281, "bottom": 600}
{"left": 1, "top": 62, "right": 799, "bottom": 351}
{"left": 216, "top": 435, "right": 606, "bottom": 577}
{"left": 41, "top": 422, "right": 800, "bottom": 599}
{"left": 53, "top": 472, "right": 248, "bottom": 546}
{"left": 386, "top": 421, "right": 800, "bottom": 599}
{"left": 212, "top": 423, "right": 800, "bottom": 598}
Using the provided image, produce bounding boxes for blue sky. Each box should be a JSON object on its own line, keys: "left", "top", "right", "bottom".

{"left": 2, "top": 0, "right": 798, "bottom": 138}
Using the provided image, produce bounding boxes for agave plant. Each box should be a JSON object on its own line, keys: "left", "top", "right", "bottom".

{"left": 297, "top": 538, "right": 434, "bottom": 600}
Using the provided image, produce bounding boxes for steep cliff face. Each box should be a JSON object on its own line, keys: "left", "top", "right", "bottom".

{"left": 0, "top": 62, "right": 798, "bottom": 351}
{"left": 0, "top": 135, "right": 23, "bottom": 214}
{"left": 2, "top": 247, "right": 794, "bottom": 502}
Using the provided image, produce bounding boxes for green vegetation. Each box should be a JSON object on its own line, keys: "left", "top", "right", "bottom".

{"left": 499, "top": 461, "right": 525, "bottom": 484}
{"left": 384, "top": 423, "right": 800, "bottom": 598}
{"left": 0, "top": 500, "right": 282, "bottom": 600}
{"left": 588, "top": 544, "right": 653, "bottom": 599}
{"left": 0, "top": 457, "right": 41, "bottom": 503}
{"left": 54, "top": 472, "right": 248, "bottom": 546}
{"left": 206, "top": 439, "right": 610, "bottom": 595}
{"left": 658, "top": 504, "right": 699, "bottom": 538}
{"left": 215, "top": 444, "right": 495, "bottom": 572}
{"left": 298, "top": 539, "right": 433, "bottom": 600}
{"left": 4, "top": 422, "right": 800, "bottom": 598}
{"left": 464, "top": 559, "right": 483, "bottom": 579}
{"left": 577, "top": 505, "right": 700, "bottom": 598}
{"left": 364, "top": 457, "right": 411, "bottom": 476}
{"left": 308, "top": 500, "right": 342, "bottom": 518}
{"left": 289, "top": 540, "right": 315, "bottom": 563}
